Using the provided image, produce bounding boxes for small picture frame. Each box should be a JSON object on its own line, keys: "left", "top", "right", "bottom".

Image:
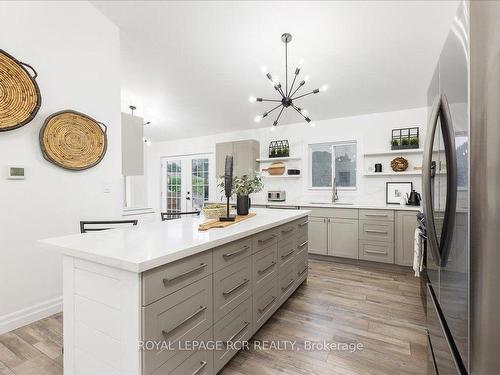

{"left": 386, "top": 182, "right": 413, "bottom": 204}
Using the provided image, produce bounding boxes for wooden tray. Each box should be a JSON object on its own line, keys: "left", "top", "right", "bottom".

{"left": 198, "top": 212, "right": 256, "bottom": 231}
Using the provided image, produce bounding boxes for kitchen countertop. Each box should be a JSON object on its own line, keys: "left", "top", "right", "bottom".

{"left": 37, "top": 208, "right": 310, "bottom": 273}
{"left": 250, "top": 200, "right": 422, "bottom": 211}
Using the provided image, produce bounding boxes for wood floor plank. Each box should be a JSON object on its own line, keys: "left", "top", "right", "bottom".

{"left": 0, "top": 259, "right": 427, "bottom": 375}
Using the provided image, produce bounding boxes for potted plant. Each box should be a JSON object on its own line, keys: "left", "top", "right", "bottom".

{"left": 391, "top": 139, "right": 400, "bottom": 150}
{"left": 401, "top": 138, "right": 410, "bottom": 149}
{"left": 218, "top": 174, "right": 264, "bottom": 215}
{"left": 409, "top": 137, "right": 419, "bottom": 148}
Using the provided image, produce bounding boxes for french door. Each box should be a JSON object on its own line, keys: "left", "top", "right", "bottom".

{"left": 161, "top": 154, "right": 211, "bottom": 213}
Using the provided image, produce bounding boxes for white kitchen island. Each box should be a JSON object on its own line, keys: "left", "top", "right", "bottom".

{"left": 38, "top": 208, "right": 310, "bottom": 375}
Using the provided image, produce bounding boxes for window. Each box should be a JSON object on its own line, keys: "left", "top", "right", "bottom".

{"left": 309, "top": 142, "right": 357, "bottom": 189}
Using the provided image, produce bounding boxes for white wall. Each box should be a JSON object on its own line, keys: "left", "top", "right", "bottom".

{"left": 147, "top": 107, "right": 427, "bottom": 210}
{"left": 0, "top": 1, "right": 122, "bottom": 333}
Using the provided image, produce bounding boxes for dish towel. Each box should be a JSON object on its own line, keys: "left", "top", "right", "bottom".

{"left": 413, "top": 227, "right": 423, "bottom": 277}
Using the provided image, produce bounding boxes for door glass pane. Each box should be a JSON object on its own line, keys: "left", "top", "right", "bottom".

{"left": 192, "top": 158, "right": 209, "bottom": 211}
{"left": 166, "top": 161, "right": 182, "bottom": 213}
{"left": 311, "top": 145, "right": 332, "bottom": 187}
{"left": 334, "top": 144, "right": 356, "bottom": 187}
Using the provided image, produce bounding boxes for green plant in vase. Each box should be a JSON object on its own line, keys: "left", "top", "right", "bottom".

{"left": 391, "top": 139, "right": 400, "bottom": 149}
{"left": 410, "top": 137, "right": 419, "bottom": 147}
{"left": 401, "top": 138, "right": 410, "bottom": 147}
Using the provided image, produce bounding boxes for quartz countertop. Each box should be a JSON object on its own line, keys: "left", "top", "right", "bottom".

{"left": 37, "top": 208, "right": 310, "bottom": 273}
{"left": 249, "top": 200, "right": 422, "bottom": 211}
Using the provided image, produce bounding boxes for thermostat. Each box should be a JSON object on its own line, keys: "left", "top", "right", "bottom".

{"left": 7, "top": 166, "right": 26, "bottom": 180}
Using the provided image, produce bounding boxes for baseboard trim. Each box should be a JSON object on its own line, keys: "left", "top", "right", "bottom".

{"left": 0, "top": 296, "right": 62, "bottom": 335}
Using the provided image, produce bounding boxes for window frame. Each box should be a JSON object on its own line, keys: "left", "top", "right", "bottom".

{"left": 308, "top": 141, "right": 357, "bottom": 191}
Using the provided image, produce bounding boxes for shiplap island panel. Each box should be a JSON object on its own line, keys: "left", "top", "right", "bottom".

{"left": 39, "top": 208, "right": 310, "bottom": 375}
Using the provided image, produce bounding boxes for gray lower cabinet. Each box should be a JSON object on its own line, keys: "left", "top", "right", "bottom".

{"left": 359, "top": 239, "right": 395, "bottom": 264}
{"left": 307, "top": 216, "right": 328, "bottom": 255}
{"left": 395, "top": 211, "right": 418, "bottom": 266}
{"left": 328, "top": 218, "right": 359, "bottom": 259}
{"left": 141, "top": 219, "right": 308, "bottom": 374}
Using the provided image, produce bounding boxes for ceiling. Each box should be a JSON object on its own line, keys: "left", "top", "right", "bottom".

{"left": 92, "top": 0, "right": 459, "bottom": 141}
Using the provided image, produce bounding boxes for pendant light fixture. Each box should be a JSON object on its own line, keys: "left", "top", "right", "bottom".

{"left": 249, "top": 33, "right": 327, "bottom": 130}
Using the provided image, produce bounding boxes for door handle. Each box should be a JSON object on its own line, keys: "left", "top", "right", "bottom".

{"left": 191, "top": 361, "right": 207, "bottom": 375}
{"left": 281, "top": 249, "right": 295, "bottom": 260}
{"left": 162, "top": 305, "right": 207, "bottom": 336}
{"left": 226, "top": 321, "right": 250, "bottom": 345}
{"left": 258, "top": 261, "right": 276, "bottom": 274}
{"left": 163, "top": 263, "right": 207, "bottom": 284}
{"left": 365, "top": 229, "right": 388, "bottom": 234}
{"left": 223, "top": 279, "right": 249, "bottom": 296}
{"left": 223, "top": 245, "right": 250, "bottom": 258}
{"left": 258, "top": 296, "right": 277, "bottom": 313}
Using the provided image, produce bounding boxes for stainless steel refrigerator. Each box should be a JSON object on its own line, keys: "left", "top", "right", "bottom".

{"left": 423, "top": 1, "right": 500, "bottom": 374}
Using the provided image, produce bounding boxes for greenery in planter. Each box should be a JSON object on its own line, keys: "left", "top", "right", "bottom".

{"left": 402, "top": 138, "right": 410, "bottom": 146}
{"left": 217, "top": 173, "right": 264, "bottom": 197}
{"left": 391, "top": 139, "right": 400, "bottom": 147}
{"left": 410, "top": 137, "right": 419, "bottom": 146}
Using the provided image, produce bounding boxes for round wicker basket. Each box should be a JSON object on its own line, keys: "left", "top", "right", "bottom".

{"left": 391, "top": 157, "right": 409, "bottom": 172}
{"left": 39, "top": 110, "right": 107, "bottom": 171}
{"left": 0, "top": 49, "right": 41, "bottom": 132}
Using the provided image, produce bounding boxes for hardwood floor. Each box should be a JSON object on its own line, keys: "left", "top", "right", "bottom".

{"left": 0, "top": 259, "right": 427, "bottom": 375}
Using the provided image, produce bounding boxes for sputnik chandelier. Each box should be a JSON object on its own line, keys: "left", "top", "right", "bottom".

{"left": 249, "top": 33, "right": 327, "bottom": 130}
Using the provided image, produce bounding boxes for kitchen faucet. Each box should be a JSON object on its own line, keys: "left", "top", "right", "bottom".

{"left": 332, "top": 177, "right": 339, "bottom": 203}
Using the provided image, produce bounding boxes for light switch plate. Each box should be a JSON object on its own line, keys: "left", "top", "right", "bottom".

{"left": 7, "top": 166, "right": 26, "bottom": 180}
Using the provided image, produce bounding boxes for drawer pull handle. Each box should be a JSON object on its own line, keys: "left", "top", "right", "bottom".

{"left": 281, "top": 227, "right": 294, "bottom": 234}
{"left": 191, "top": 361, "right": 207, "bottom": 375}
{"left": 365, "top": 214, "right": 388, "bottom": 217}
{"left": 365, "top": 250, "right": 388, "bottom": 255}
{"left": 258, "top": 296, "right": 277, "bottom": 313}
{"left": 298, "top": 221, "right": 309, "bottom": 227}
{"left": 223, "top": 279, "right": 249, "bottom": 296}
{"left": 297, "top": 267, "right": 308, "bottom": 277}
{"left": 258, "top": 235, "right": 276, "bottom": 244}
{"left": 163, "top": 263, "right": 207, "bottom": 284}
{"left": 298, "top": 240, "right": 309, "bottom": 248}
{"left": 258, "top": 261, "right": 276, "bottom": 274}
{"left": 223, "top": 245, "right": 250, "bottom": 258}
{"left": 226, "top": 321, "right": 250, "bottom": 344}
{"left": 162, "top": 305, "right": 207, "bottom": 336}
{"left": 281, "top": 249, "right": 295, "bottom": 260}
{"left": 281, "top": 279, "right": 295, "bottom": 291}
{"left": 365, "top": 229, "right": 388, "bottom": 234}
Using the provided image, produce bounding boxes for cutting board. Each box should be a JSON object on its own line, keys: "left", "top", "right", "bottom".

{"left": 198, "top": 212, "right": 256, "bottom": 231}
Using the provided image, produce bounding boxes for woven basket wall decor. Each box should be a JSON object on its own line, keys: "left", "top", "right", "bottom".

{"left": 39, "top": 110, "right": 107, "bottom": 171}
{"left": 0, "top": 49, "right": 42, "bottom": 132}
{"left": 391, "top": 156, "right": 409, "bottom": 172}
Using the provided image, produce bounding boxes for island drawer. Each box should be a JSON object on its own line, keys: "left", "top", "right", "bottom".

{"left": 142, "top": 275, "right": 213, "bottom": 374}
{"left": 149, "top": 328, "right": 213, "bottom": 375}
{"left": 277, "top": 221, "right": 297, "bottom": 240}
{"left": 359, "top": 220, "right": 394, "bottom": 242}
{"left": 296, "top": 217, "right": 309, "bottom": 238}
{"left": 213, "top": 256, "right": 252, "bottom": 322}
{"left": 359, "top": 209, "right": 394, "bottom": 221}
{"left": 296, "top": 234, "right": 309, "bottom": 258}
{"left": 214, "top": 297, "right": 252, "bottom": 373}
{"left": 252, "top": 227, "right": 279, "bottom": 253}
{"left": 142, "top": 251, "right": 213, "bottom": 306}
{"left": 213, "top": 236, "right": 252, "bottom": 272}
{"left": 278, "top": 238, "right": 297, "bottom": 270}
{"left": 253, "top": 276, "right": 279, "bottom": 333}
{"left": 278, "top": 263, "right": 297, "bottom": 305}
{"left": 295, "top": 251, "right": 308, "bottom": 288}
{"left": 252, "top": 243, "right": 278, "bottom": 288}
{"left": 358, "top": 240, "right": 395, "bottom": 264}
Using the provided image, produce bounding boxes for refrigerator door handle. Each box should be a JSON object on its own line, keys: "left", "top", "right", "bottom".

{"left": 423, "top": 95, "right": 442, "bottom": 265}
{"left": 438, "top": 94, "right": 457, "bottom": 267}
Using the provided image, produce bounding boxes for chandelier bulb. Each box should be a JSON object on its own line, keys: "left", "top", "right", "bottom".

{"left": 270, "top": 125, "right": 276, "bottom": 131}
{"left": 261, "top": 66, "right": 268, "bottom": 74}
{"left": 309, "top": 122, "right": 316, "bottom": 128}
{"left": 254, "top": 115, "right": 262, "bottom": 123}
{"left": 298, "top": 58, "right": 305, "bottom": 67}
{"left": 249, "top": 96, "right": 257, "bottom": 103}
{"left": 304, "top": 75, "right": 310, "bottom": 82}
{"left": 320, "top": 84, "right": 329, "bottom": 92}
{"left": 301, "top": 109, "right": 309, "bottom": 116}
